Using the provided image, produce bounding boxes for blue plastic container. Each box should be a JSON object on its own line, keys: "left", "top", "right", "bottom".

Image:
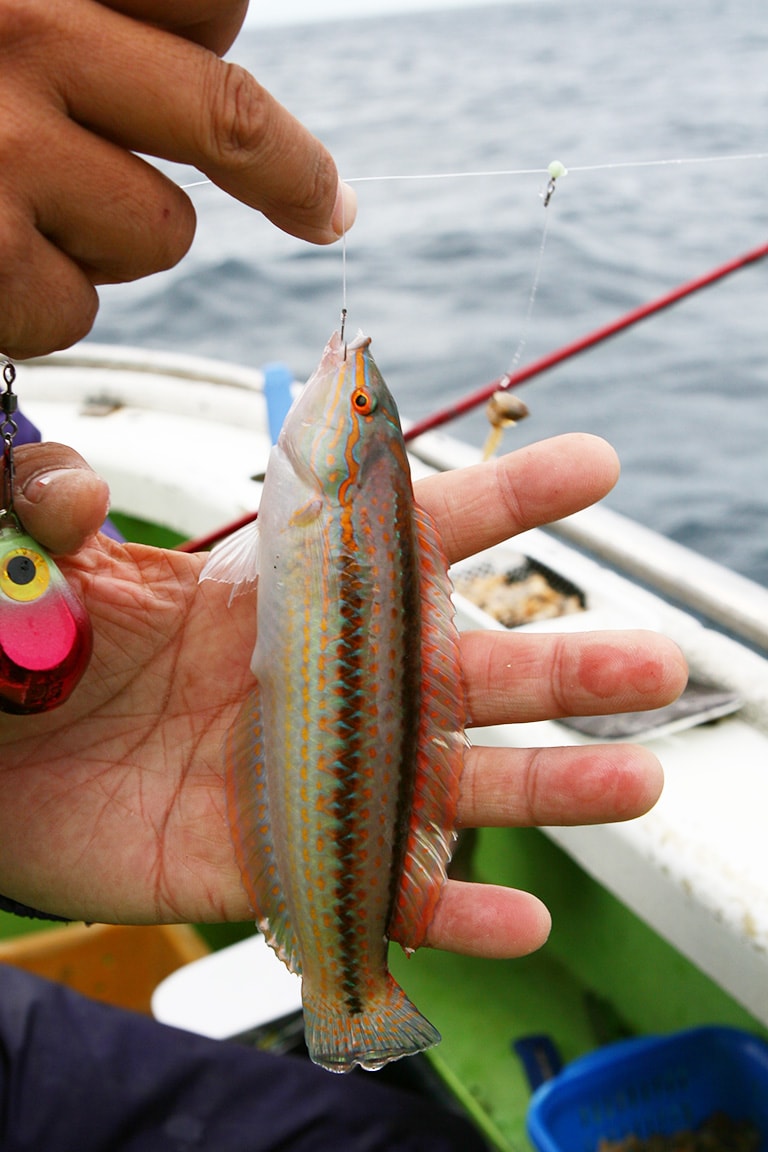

{"left": 528, "top": 1027, "right": 768, "bottom": 1151}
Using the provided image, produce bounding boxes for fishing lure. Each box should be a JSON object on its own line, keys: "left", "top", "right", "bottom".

{"left": 0, "top": 363, "right": 92, "bottom": 714}
{"left": 201, "top": 332, "right": 467, "bottom": 1072}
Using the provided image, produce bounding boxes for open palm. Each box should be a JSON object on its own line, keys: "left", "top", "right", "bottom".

{"left": 0, "top": 434, "right": 686, "bottom": 959}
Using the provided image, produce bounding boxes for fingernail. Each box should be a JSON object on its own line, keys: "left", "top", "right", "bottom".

{"left": 331, "top": 181, "right": 357, "bottom": 237}
{"left": 23, "top": 469, "right": 81, "bottom": 503}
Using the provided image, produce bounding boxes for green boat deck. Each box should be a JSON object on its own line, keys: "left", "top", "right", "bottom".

{"left": 389, "top": 827, "right": 767, "bottom": 1150}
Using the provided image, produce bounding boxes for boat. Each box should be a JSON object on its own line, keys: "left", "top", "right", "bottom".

{"left": 7, "top": 340, "right": 768, "bottom": 1150}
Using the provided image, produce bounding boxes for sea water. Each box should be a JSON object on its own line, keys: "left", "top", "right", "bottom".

{"left": 89, "top": 0, "right": 768, "bottom": 586}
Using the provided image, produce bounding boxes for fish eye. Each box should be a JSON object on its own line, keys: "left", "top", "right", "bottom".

{"left": 351, "top": 388, "right": 377, "bottom": 416}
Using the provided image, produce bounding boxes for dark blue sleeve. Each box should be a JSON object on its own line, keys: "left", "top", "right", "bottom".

{"left": 0, "top": 963, "right": 488, "bottom": 1151}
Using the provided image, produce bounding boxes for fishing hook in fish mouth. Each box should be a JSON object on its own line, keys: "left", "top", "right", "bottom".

{"left": 340, "top": 307, "right": 348, "bottom": 359}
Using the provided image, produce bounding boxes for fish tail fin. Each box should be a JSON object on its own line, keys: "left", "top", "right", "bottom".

{"left": 302, "top": 975, "right": 440, "bottom": 1073}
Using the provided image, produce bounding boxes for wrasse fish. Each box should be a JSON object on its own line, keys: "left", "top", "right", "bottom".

{"left": 201, "top": 332, "right": 467, "bottom": 1072}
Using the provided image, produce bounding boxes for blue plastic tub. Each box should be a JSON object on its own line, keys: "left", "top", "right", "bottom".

{"left": 527, "top": 1026, "right": 768, "bottom": 1151}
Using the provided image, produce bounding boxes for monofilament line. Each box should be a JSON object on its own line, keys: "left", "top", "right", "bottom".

{"left": 508, "top": 197, "right": 550, "bottom": 374}
{"left": 180, "top": 151, "right": 768, "bottom": 194}
{"left": 506, "top": 161, "right": 566, "bottom": 374}
{"left": 342, "top": 151, "right": 768, "bottom": 184}
{"left": 339, "top": 186, "right": 349, "bottom": 351}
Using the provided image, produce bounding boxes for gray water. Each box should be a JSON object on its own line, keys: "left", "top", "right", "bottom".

{"left": 89, "top": 0, "right": 768, "bottom": 586}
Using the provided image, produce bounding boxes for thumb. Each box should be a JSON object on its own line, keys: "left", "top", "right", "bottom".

{"left": 12, "top": 444, "right": 111, "bottom": 556}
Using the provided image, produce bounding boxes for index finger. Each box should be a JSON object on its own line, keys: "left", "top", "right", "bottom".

{"left": 50, "top": 3, "right": 355, "bottom": 243}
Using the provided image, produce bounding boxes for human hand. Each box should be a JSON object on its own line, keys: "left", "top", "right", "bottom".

{"left": 0, "top": 0, "right": 356, "bottom": 359}
{"left": 0, "top": 434, "right": 686, "bottom": 956}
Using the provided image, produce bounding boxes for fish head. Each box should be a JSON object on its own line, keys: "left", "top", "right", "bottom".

{"left": 278, "top": 331, "right": 407, "bottom": 503}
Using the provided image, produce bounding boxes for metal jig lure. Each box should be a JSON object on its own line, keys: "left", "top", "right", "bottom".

{"left": 0, "top": 362, "right": 92, "bottom": 714}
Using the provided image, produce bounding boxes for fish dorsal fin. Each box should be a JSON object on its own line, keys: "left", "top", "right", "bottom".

{"left": 225, "top": 688, "right": 302, "bottom": 975}
{"left": 388, "top": 504, "right": 468, "bottom": 952}
{"left": 199, "top": 519, "right": 260, "bottom": 601}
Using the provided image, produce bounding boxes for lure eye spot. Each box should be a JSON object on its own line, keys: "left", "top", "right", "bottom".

{"left": 7, "top": 556, "right": 35, "bottom": 586}
{"left": 0, "top": 547, "right": 50, "bottom": 602}
{"left": 352, "top": 389, "right": 376, "bottom": 416}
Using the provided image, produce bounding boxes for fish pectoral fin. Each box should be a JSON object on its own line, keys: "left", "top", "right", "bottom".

{"left": 302, "top": 975, "right": 440, "bottom": 1072}
{"left": 199, "top": 519, "right": 261, "bottom": 600}
{"left": 288, "top": 496, "right": 323, "bottom": 528}
{"left": 226, "top": 688, "right": 302, "bottom": 975}
{"left": 389, "top": 504, "right": 468, "bottom": 953}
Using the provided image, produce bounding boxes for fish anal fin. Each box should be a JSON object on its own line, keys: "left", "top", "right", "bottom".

{"left": 302, "top": 974, "right": 440, "bottom": 1073}
{"left": 225, "top": 689, "right": 301, "bottom": 975}
{"left": 389, "top": 504, "right": 468, "bottom": 952}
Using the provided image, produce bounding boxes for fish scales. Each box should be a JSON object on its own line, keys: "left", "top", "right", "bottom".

{"left": 201, "top": 332, "right": 467, "bottom": 1072}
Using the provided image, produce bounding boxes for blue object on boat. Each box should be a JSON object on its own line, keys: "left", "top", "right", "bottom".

{"left": 527, "top": 1026, "right": 768, "bottom": 1151}
{"left": 263, "top": 361, "right": 294, "bottom": 444}
{"left": 513, "top": 1034, "right": 563, "bottom": 1091}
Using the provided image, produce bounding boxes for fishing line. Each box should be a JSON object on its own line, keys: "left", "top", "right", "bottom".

{"left": 175, "top": 148, "right": 768, "bottom": 553}
{"left": 179, "top": 151, "right": 768, "bottom": 194}
{"left": 177, "top": 234, "right": 768, "bottom": 555}
{"left": 339, "top": 190, "right": 349, "bottom": 351}
{"left": 506, "top": 161, "right": 566, "bottom": 376}
{"left": 507, "top": 195, "right": 549, "bottom": 373}
{"left": 342, "top": 151, "right": 768, "bottom": 184}
{"left": 180, "top": 150, "right": 766, "bottom": 349}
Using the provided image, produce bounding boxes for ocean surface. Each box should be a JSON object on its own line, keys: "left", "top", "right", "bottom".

{"left": 89, "top": 0, "right": 768, "bottom": 586}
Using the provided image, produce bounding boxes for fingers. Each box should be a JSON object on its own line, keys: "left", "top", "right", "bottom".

{"left": 1, "top": 119, "right": 196, "bottom": 355}
{"left": 0, "top": 0, "right": 355, "bottom": 357}
{"left": 56, "top": 3, "right": 355, "bottom": 244}
{"left": 32, "top": 122, "right": 198, "bottom": 286}
{"left": 425, "top": 879, "right": 551, "bottom": 959}
{"left": 460, "top": 627, "right": 687, "bottom": 727}
{"left": 12, "top": 443, "right": 110, "bottom": 555}
{"left": 0, "top": 211, "right": 101, "bottom": 360}
{"left": 415, "top": 433, "right": 621, "bottom": 564}
{"left": 104, "top": 0, "right": 249, "bottom": 54}
{"left": 424, "top": 737, "right": 665, "bottom": 958}
{"left": 458, "top": 742, "right": 664, "bottom": 829}
{"left": 424, "top": 739, "right": 665, "bottom": 959}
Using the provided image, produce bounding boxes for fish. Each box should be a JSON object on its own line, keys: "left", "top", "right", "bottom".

{"left": 200, "top": 332, "right": 467, "bottom": 1072}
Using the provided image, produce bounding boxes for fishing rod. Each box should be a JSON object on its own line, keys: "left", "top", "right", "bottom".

{"left": 402, "top": 237, "right": 768, "bottom": 441}
{"left": 178, "top": 237, "right": 768, "bottom": 554}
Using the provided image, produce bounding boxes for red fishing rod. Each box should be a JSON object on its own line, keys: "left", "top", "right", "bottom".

{"left": 403, "top": 237, "right": 768, "bottom": 440}
{"left": 178, "top": 238, "right": 768, "bottom": 554}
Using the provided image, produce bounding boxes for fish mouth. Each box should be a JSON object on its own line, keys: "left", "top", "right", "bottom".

{"left": 278, "top": 329, "right": 379, "bottom": 483}
{"left": 341, "top": 331, "right": 371, "bottom": 354}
